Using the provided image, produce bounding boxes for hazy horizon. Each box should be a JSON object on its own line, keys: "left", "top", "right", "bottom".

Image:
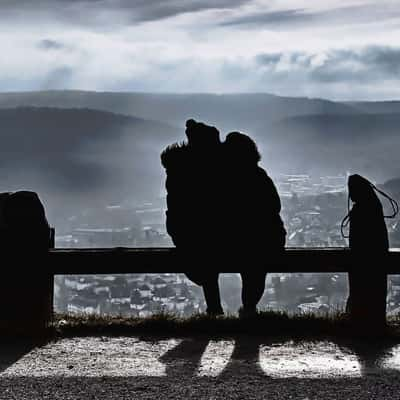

{"left": 2, "top": 88, "right": 400, "bottom": 103}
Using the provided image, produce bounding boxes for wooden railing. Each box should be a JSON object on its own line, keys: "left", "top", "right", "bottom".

{"left": 46, "top": 247, "right": 400, "bottom": 274}
{"left": 1, "top": 247, "right": 399, "bottom": 335}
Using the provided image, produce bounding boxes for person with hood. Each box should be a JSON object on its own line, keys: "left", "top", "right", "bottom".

{"left": 223, "top": 132, "right": 286, "bottom": 317}
{"left": 161, "top": 119, "right": 224, "bottom": 315}
{"left": 342, "top": 174, "right": 398, "bottom": 326}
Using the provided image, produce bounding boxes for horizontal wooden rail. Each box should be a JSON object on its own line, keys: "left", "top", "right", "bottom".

{"left": 3, "top": 247, "right": 399, "bottom": 334}
{"left": 36, "top": 247, "right": 400, "bottom": 275}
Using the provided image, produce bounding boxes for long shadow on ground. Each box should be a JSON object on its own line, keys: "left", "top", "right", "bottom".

{"left": 2, "top": 329, "right": 400, "bottom": 399}
{"left": 0, "top": 339, "right": 47, "bottom": 373}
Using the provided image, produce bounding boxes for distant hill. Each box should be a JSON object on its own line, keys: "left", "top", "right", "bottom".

{"left": 0, "top": 90, "right": 358, "bottom": 132}
{"left": 1, "top": 106, "right": 399, "bottom": 199}
{"left": 348, "top": 101, "right": 400, "bottom": 114}
{"left": 0, "top": 107, "right": 177, "bottom": 218}
{"left": 0, "top": 93, "right": 400, "bottom": 226}
{"left": 260, "top": 113, "right": 400, "bottom": 180}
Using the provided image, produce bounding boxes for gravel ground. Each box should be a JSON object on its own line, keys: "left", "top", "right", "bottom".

{"left": 1, "top": 336, "right": 400, "bottom": 399}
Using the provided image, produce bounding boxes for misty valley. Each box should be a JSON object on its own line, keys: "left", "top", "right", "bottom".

{"left": 1, "top": 90, "right": 400, "bottom": 318}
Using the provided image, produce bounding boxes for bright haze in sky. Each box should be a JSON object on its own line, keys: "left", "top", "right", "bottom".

{"left": 1, "top": 0, "right": 400, "bottom": 100}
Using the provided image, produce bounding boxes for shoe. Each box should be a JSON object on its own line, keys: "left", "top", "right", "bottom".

{"left": 206, "top": 308, "right": 224, "bottom": 317}
{"left": 238, "top": 307, "right": 258, "bottom": 319}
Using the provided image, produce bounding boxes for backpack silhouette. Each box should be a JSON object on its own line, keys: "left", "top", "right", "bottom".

{"left": 0, "top": 191, "right": 51, "bottom": 250}
{"left": 341, "top": 174, "right": 398, "bottom": 251}
{"left": 341, "top": 174, "right": 398, "bottom": 326}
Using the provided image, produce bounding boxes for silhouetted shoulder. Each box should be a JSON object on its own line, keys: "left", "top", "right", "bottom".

{"left": 255, "top": 166, "right": 281, "bottom": 212}
{"left": 255, "top": 166, "right": 276, "bottom": 190}
{"left": 256, "top": 166, "right": 272, "bottom": 181}
{"left": 160, "top": 142, "right": 189, "bottom": 169}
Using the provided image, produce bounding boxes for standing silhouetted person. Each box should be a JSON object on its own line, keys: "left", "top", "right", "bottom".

{"left": 342, "top": 174, "right": 398, "bottom": 327}
{"left": 161, "top": 119, "right": 224, "bottom": 315}
{"left": 223, "top": 132, "right": 286, "bottom": 316}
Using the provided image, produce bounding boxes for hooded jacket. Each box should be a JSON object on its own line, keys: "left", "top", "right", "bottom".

{"left": 161, "top": 142, "right": 222, "bottom": 248}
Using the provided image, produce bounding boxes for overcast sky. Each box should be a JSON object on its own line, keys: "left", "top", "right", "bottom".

{"left": 1, "top": 0, "right": 400, "bottom": 100}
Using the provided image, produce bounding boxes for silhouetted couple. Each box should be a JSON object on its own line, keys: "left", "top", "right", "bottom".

{"left": 161, "top": 119, "right": 286, "bottom": 316}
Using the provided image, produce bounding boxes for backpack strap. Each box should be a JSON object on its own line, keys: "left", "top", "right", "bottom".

{"left": 371, "top": 184, "right": 399, "bottom": 219}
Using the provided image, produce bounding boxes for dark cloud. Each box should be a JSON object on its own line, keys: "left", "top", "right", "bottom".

{"left": 221, "top": 4, "right": 400, "bottom": 30}
{"left": 255, "top": 46, "right": 400, "bottom": 84}
{"left": 256, "top": 53, "right": 291, "bottom": 65}
{"left": 0, "top": 0, "right": 250, "bottom": 25}
{"left": 359, "top": 47, "right": 400, "bottom": 77}
{"left": 221, "top": 9, "right": 310, "bottom": 27}
{"left": 38, "top": 39, "right": 65, "bottom": 50}
{"left": 311, "top": 47, "right": 400, "bottom": 83}
{"left": 1, "top": 1, "right": 400, "bottom": 35}
{"left": 118, "top": 0, "right": 250, "bottom": 22}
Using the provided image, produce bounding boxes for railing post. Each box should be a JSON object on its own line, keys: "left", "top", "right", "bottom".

{"left": 346, "top": 254, "right": 387, "bottom": 330}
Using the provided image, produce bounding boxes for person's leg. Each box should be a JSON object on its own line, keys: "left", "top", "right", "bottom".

{"left": 240, "top": 272, "right": 267, "bottom": 314}
{"left": 185, "top": 272, "right": 223, "bottom": 315}
{"left": 185, "top": 272, "right": 204, "bottom": 287}
{"left": 202, "top": 274, "right": 223, "bottom": 315}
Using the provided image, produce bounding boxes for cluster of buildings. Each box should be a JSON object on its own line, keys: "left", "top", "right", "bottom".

{"left": 53, "top": 271, "right": 400, "bottom": 317}
{"left": 55, "top": 199, "right": 171, "bottom": 248}
{"left": 54, "top": 273, "right": 205, "bottom": 317}
{"left": 53, "top": 272, "right": 348, "bottom": 317}
{"left": 277, "top": 174, "right": 348, "bottom": 248}
{"left": 280, "top": 192, "right": 348, "bottom": 248}
{"left": 263, "top": 273, "right": 348, "bottom": 314}
{"left": 276, "top": 174, "right": 347, "bottom": 198}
